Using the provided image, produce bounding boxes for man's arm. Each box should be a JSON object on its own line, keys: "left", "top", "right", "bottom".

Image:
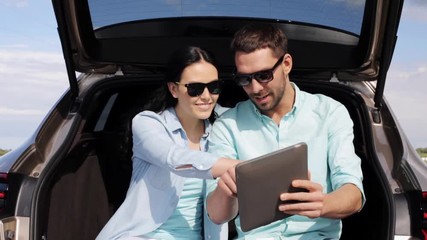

{"left": 278, "top": 181, "right": 362, "bottom": 219}
{"left": 322, "top": 183, "right": 362, "bottom": 218}
{"left": 207, "top": 166, "right": 239, "bottom": 224}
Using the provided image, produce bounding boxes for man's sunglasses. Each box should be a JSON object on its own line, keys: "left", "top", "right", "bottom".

{"left": 175, "top": 80, "right": 223, "bottom": 97}
{"left": 232, "top": 55, "right": 284, "bottom": 87}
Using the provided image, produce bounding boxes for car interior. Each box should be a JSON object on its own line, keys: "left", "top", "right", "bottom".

{"left": 39, "top": 76, "right": 391, "bottom": 240}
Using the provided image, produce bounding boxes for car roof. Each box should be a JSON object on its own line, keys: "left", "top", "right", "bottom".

{"left": 51, "top": 0, "right": 404, "bottom": 104}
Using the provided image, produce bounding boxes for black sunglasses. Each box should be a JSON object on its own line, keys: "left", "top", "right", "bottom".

{"left": 175, "top": 80, "right": 223, "bottom": 97}
{"left": 233, "top": 55, "right": 285, "bottom": 87}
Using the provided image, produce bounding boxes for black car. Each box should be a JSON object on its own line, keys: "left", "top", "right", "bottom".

{"left": 0, "top": 0, "right": 426, "bottom": 239}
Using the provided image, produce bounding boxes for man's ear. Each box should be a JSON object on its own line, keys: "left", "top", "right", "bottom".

{"left": 167, "top": 82, "right": 179, "bottom": 98}
{"left": 282, "top": 53, "right": 293, "bottom": 75}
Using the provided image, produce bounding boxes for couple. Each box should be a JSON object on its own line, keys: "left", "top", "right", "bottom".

{"left": 96, "top": 23, "right": 365, "bottom": 240}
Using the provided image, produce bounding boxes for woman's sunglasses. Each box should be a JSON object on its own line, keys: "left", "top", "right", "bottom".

{"left": 232, "top": 55, "right": 284, "bottom": 87}
{"left": 175, "top": 80, "right": 223, "bottom": 97}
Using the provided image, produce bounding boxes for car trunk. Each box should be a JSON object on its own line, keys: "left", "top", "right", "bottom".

{"left": 30, "top": 75, "right": 393, "bottom": 240}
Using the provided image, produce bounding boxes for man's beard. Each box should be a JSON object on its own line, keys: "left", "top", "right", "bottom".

{"left": 250, "top": 88, "right": 285, "bottom": 114}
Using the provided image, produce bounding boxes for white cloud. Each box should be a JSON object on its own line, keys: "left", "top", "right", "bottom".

{"left": 0, "top": 49, "right": 63, "bottom": 66}
{"left": 385, "top": 62, "right": 427, "bottom": 148}
{"left": 0, "top": 107, "right": 44, "bottom": 116}
{"left": 407, "top": 0, "right": 427, "bottom": 7}
{"left": 0, "top": 49, "right": 67, "bottom": 149}
{"left": 0, "top": 44, "right": 28, "bottom": 49}
{"left": 330, "top": 0, "right": 365, "bottom": 8}
{"left": 0, "top": 49, "right": 66, "bottom": 84}
{"left": 402, "top": 1, "right": 427, "bottom": 22}
{"left": 0, "top": 0, "right": 28, "bottom": 8}
{"left": 0, "top": 1, "right": 64, "bottom": 150}
{"left": 0, "top": 137, "right": 30, "bottom": 151}
{"left": 388, "top": 63, "right": 427, "bottom": 82}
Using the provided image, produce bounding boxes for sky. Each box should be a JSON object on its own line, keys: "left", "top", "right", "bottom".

{"left": 0, "top": 0, "right": 426, "bottom": 150}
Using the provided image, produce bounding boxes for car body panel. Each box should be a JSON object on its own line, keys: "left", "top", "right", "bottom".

{"left": 1, "top": 0, "right": 426, "bottom": 239}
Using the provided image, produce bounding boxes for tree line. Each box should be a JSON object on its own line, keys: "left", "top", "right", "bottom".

{"left": 0, "top": 148, "right": 11, "bottom": 156}
{"left": 417, "top": 148, "right": 427, "bottom": 154}
{"left": 417, "top": 148, "right": 427, "bottom": 157}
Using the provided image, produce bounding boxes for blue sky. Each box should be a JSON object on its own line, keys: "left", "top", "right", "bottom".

{"left": 0, "top": 0, "right": 426, "bottom": 150}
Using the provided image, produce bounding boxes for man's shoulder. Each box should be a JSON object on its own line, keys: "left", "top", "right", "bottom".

{"left": 298, "top": 90, "right": 350, "bottom": 122}
{"left": 300, "top": 90, "right": 343, "bottom": 109}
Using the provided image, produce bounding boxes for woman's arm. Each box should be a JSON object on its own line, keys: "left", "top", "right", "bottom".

{"left": 132, "top": 111, "right": 237, "bottom": 179}
{"left": 211, "top": 157, "right": 239, "bottom": 178}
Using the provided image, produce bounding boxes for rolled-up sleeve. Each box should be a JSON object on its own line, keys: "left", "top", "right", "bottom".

{"left": 327, "top": 104, "right": 366, "bottom": 206}
{"left": 132, "top": 110, "right": 218, "bottom": 179}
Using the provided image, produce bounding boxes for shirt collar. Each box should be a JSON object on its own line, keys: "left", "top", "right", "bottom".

{"left": 291, "top": 82, "right": 302, "bottom": 115}
{"left": 163, "top": 107, "right": 182, "bottom": 132}
{"left": 163, "top": 107, "right": 211, "bottom": 138}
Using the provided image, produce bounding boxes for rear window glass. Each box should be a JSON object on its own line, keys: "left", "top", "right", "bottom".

{"left": 88, "top": 0, "right": 366, "bottom": 35}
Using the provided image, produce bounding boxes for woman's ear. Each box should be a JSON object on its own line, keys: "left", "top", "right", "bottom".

{"left": 167, "top": 82, "right": 179, "bottom": 98}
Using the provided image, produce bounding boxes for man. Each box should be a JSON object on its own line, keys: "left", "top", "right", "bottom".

{"left": 207, "top": 23, "right": 365, "bottom": 239}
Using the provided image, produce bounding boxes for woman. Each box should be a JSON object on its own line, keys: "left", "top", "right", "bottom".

{"left": 96, "top": 46, "right": 237, "bottom": 240}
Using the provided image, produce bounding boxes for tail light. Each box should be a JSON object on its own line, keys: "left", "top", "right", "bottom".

{"left": 0, "top": 173, "right": 8, "bottom": 213}
{"left": 422, "top": 192, "right": 427, "bottom": 240}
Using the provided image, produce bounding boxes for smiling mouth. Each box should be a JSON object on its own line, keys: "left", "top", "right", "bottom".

{"left": 255, "top": 94, "right": 268, "bottom": 99}
{"left": 253, "top": 93, "right": 269, "bottom": 102}
{"left": 196, "top": 102, "right": 213, "bottom": 106}
{"left": 195, "top": 102, "right": 213, "bottom": 110}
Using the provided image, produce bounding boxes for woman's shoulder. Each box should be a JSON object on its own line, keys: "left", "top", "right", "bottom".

{"left": 133, "top": 108, "right": 182, "bottom": 130}
{"left": 134, "top": 109, "right": 158, "bottom": 119}
{"left": 133, "top": 110, "right": 164, "bottom": 125}
{"left": 134, "top": 107, "right": 174, "bottom": 119}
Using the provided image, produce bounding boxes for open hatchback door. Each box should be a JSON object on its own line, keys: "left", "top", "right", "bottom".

{"left": 2, "top": 0, "right": 427, "bottom": 240}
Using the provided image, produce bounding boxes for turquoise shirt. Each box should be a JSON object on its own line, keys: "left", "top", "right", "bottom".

{"left": 144, "top": 178, "right": 204, "bottom": 239}
{"left": 208, "top": 84, "right": 365, "bottom": 240}
{"left": 96, "top": 107, "right": 228, "bottom": 240}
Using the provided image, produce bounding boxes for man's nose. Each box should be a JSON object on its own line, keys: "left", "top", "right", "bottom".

{"left": 246, "top": 78, "right": 264, "bottom": 93}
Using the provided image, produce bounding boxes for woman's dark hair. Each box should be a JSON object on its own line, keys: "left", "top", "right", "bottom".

{"left": 144, "top": 46, "right": 219, "bottom": 122}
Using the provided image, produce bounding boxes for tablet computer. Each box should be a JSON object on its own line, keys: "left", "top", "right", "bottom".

{"left": 235, "top": 142, "right": 308, "bottom": 232}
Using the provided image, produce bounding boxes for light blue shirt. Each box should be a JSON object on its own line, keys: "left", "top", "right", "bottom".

{"left": 96, "top": 107, "right": 227, "bottom": 240}
{"left": 208, "top": 83, "right": 365, "bottom": 240}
